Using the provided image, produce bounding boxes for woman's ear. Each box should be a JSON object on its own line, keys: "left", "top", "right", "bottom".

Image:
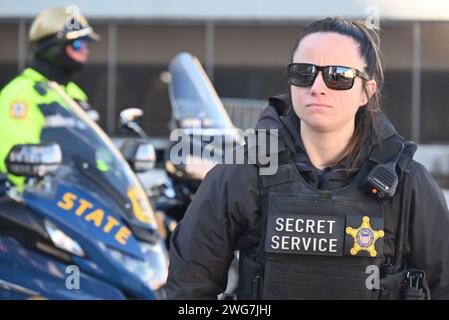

{"left": 361, "top": 80, "right": 377, "bottom": 106}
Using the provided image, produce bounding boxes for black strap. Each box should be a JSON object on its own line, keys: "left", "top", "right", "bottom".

{"left": 368, "top": 135, "right": 404, "bottom": 165}
{"left": 390, "top": 141, "right": 417, "bottom": 266}
{"left": 380, "top": 141, "right": 421, "bottom": 299}
{"left": 396, "top": 143, "right": 417, "bottom": 181}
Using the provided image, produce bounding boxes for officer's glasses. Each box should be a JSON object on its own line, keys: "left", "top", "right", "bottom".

{"left": 71, "top": 40, "right": 88, "bottom": 52}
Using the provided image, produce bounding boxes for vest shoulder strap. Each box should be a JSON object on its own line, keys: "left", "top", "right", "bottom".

{"left": 396, "top": 142, "right": 417, "bottom": 180}
{"left": 381, "top": 141, "right": 418, "bottom": 294}
{"left": 368, "top": 136, "right": 417, "bottom": 179}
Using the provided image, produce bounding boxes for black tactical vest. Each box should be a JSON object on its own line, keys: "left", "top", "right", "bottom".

{"left": 237, "top": 135, "right": 415, "bottom": 300}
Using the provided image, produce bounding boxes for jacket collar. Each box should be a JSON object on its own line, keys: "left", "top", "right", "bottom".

{"left": 255, "top": 94, "right": 400, "bottom": 189}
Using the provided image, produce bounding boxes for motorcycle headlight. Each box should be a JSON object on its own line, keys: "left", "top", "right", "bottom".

{"left": 107, "top": 241, "right": 168, "bottom": 291}
{"left": 44, "top": 220, "right": 85, "bottom": 257}
{"left": 184, "top": 155, "right": 216, "bottom": 180}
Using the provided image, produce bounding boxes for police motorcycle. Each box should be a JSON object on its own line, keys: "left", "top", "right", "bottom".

{"left": 118, "top": 108, "right": 178, "bottom": 250}
{"left": 142, "top": 52, "right": 243, "bottom": 222}
{"left": 0, "top": 82, "right": 168, "bottom": 299}
{"left": 121, "top": 52, "right": 244, "bottom": 297}
{"left": 118, "top": 53, "right": 241, "bottom": 237}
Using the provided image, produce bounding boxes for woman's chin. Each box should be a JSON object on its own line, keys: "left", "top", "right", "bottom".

{"left": 302, "top": 115, "right": 335, "bottom": 131}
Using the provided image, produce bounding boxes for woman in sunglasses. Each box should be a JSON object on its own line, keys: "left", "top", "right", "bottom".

{"left": 167, "top": 17, "right": 449, "bottom": 300}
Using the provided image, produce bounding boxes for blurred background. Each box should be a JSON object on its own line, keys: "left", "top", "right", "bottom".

{"left": 1, "top": 0, "right": 449, "bottom": 196}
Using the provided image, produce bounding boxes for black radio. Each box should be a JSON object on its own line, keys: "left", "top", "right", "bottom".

{"left": 363, "top": 143, "right": 405, "bottom": 199}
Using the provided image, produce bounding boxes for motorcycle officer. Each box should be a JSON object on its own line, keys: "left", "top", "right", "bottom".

{"left": 0, "top": 7, "right": 99, "bottom": 185}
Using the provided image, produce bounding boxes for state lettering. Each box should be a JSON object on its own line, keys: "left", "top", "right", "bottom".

{"left": 56, "top": 192, "right": 131, "bottom": 246}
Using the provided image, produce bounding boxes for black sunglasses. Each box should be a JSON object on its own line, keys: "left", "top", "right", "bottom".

{"left": 287, "top": 63, "right": 369, "bottom": 90}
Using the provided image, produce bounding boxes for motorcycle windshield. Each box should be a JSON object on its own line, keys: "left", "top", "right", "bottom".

{"left": 168, "top": 52, "right": 234, "bottom": 130}
{"left": 38, "top": 83, "right": 157, "bottom": 231}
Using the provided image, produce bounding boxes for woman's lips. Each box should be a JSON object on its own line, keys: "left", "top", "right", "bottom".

{"left": 306, "top": 103, "right": 333, "bottom": 109}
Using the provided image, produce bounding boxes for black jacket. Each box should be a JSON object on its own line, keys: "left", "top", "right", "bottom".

{"left": 166, "top": 95, "right": 449, "bottom": 299}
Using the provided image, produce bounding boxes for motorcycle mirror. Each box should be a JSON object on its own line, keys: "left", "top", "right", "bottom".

{"left": 5, "top": 143, "right": 62, "bottom": 178}
{"left": 120, "top": 108, "right": 144, "bottom": 127}
{"left": 119, "top": 108, "right": 148, "bottom": 138}
{"left": 120, "top": 140, "right": 156, "bottom": 173}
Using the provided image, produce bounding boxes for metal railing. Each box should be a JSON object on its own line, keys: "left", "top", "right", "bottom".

{"left": 221, "top": 97, "right": 267, "bottom": 130}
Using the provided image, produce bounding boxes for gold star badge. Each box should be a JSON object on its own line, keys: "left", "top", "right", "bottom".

{"left": 346, "top": 216, "right": 384, "bottom": 257}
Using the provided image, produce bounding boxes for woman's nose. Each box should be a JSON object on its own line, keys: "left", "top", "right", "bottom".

{"left": 310, "top": 71, "right": 327, "bottom": 95}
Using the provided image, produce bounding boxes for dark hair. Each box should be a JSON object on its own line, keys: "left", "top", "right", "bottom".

{"left": 291, "top": 17, "right": 384, "bottom": 168}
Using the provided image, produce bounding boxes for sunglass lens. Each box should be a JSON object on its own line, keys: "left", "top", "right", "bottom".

{"left": 324, "top": 66, "right": 355, "bottom": 90}
{"left": 72, "top": 40, "right": 87, "bottom": 52}
{"left": 72, "top": 40, "right": 81, "bottom": 51}
{"left": 288, "top": 64, "right": 316, "bottom": 87}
